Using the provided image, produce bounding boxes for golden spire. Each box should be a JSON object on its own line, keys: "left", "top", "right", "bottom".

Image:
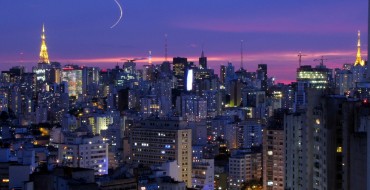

{"left": 39, "top": 24, "right": 50, "bottom": 64}
{"left": 355, "top": 30, "right": 365, "bottom": 66}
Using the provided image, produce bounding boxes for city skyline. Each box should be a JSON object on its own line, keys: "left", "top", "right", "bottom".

{"left": 0, "top": 0, "right": 368, "bottom": 83}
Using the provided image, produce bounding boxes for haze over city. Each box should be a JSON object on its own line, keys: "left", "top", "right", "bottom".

{"left": 0, "top": 0, "right": 368, "bottom": 82}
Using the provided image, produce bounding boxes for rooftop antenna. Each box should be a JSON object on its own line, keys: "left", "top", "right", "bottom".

{"left": 164, "top": 34, "right": 168, "bottom": 62}
{"left": 201, "top": 42, "right": 205, "bottom": 57}
{"left": 298, "top": 52, "right": 307, "bottom": 67}
{"left": 149, "top": 50, "right": 152, "bottom": 65}
{"left": 241, "top": 40, "right": 244, "bottom": 70}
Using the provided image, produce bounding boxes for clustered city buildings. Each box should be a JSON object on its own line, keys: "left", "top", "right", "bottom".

{"left": 1, "top": 21, "right": 370, "bottom": 190}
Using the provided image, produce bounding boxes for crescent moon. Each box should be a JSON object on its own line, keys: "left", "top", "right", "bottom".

{"left": 110, "top": 0, "right": 123, "bottom": 28}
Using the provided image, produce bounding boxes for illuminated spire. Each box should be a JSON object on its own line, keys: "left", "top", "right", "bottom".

{"left": 355, "top": 30, "right": 365, "bottom": 66}
{"left": 39, "top": 24, "right": 50, "bottom": 64}
{"left": 148, "top": 50, "right": 152, "bottom": 65}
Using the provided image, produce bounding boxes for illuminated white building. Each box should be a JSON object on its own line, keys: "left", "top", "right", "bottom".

{"left": 58, "top": 135, "right": 109, "bottom": 175}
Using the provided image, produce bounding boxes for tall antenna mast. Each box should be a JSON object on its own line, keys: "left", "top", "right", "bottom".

{"left": 164, "top": 34, "right": 168, "bottom": 62}
{"left": 241, "top": 40, "right": 244, "bottom": 69}
{"left": 298, "top": 52, "right": 307, "bottom": 67}
{"left": 149, "top": 50, "right": 152, "bottom": 65}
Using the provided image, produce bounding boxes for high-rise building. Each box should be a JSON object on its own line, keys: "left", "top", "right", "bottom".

{"left": 296, "top": 65, "right": 332, "bottom": 89}
{"left": 130, "top": 118, "right": 192, "bottom": 187}
{"left": 173, "top": 57, "right": 189, "bottom": 91}
{"left": 284, "top": 111, "right": 306, "bottom": 189}
{"left": 334, "top": 68, "right": 353, "bottom": 95}
{"left": 263, "top": 110, "right": 285, "bottom": 190}
{"left": 199, "top": 50, "right": 207, "bottom": 69}
{"left": 257, "top": 64, "right": 267, "bottom": 91}
{"left": 61, "top": 65, "right": 83, "bottom": 98}
{"left": 220, "top": 65, "right": 226, "bottom": 85}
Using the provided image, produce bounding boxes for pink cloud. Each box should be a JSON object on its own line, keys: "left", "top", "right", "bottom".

{"left": 0, "top": 49, "right": 364, "bottom": 84}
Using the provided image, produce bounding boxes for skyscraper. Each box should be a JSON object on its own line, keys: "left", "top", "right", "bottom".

{"left": 263, "top": 109, "right": 286, "bottom": 190}
{"left": 257, "top": 64, "right": 267, "bottom": 91}
{"left": 199, "top": 50, "right": 207, "bottom": 69}
{"left": 173, "top": 57, "right": 189, "bottom": 91}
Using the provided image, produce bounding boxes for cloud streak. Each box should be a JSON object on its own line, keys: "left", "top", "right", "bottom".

{"left": 0, "top": 49, "right": 363, "bottom": 84}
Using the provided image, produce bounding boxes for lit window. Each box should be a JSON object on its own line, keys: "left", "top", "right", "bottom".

{"left": 337, "top": 146, "right": 342, "bottom": 153}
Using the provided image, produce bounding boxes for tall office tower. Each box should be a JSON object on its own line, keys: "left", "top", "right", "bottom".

{"left": 220, "top": 65, "right": 226, "bottom": 85}
{"left": 82, "top": 67, "right": 100, "bottom": 96}
{"left": 284, "top": 111, "right": 306, "bottom": 189}
{"left": 153, "top": 77, "right": 172, "bottom": 116}
{"left": 228, "top": 149, "right": 262, "bottom": 190}
{"left": 173, "top": 57, "right": 189, "bottom": 91}
{"left": 263, "top": 109, "right": 285, "bottom": 190}
{"left": 61, "top": 65, "right": 83, "bottom": 98}
{"left": 8, "top": 85, "right": 22, "bottom": 114}
{"left": 304, "top": 91, "right": 367, "bottom": 190}
{"left": 199, "top": 50, "right": 207, "bottom": 69}
{"left": 142, "top": 64, "right": 154, "bottom": 81}
{"left": 131, "top": 118, "right": 192, "bottom": 187}
{"left": 225, "top": 62, "right": 236, "bottom": 80}
{"left": 296, "top": 65, "right": 332, "bottom": 89}
{"left": 334, "top": 68, "right": 353, "bottom": 95}
{"left": 58, "top": 135, "right": 109, "bottom": 175}
{"left": 238, "top": 119, "right": 263, "bottom": 148}
{"left": 123, "top": 61, "right": 137, "bottom": 80}
{"left": 257, "top": 64, "right": 268, "bottom": 91}
{"left": 228, "top": 79, "right": 245, "bottom": 107}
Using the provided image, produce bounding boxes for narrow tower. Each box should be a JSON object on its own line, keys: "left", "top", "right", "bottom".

{"left": 355, "top": 30, "right": 364, "bottom": 66}
{"left": 164, "top": 34, "right": 168, "bottom": 62}
{"left": 39, "top": 24, "right": 50, "bottom": 64}
{"left": 240, "top": 40, "right": 244, "bottom": 69}
{"left": 199, "top": 48, "right": 207, "bottom": 69}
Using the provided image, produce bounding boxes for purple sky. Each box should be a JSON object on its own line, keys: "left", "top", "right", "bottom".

{"left": 0, "top": 0, "right": 368, "bottom": 83}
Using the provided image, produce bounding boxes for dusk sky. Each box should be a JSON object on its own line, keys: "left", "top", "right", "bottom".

{"left": 0, "top": 0, "right": 368, "bottom": 83}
